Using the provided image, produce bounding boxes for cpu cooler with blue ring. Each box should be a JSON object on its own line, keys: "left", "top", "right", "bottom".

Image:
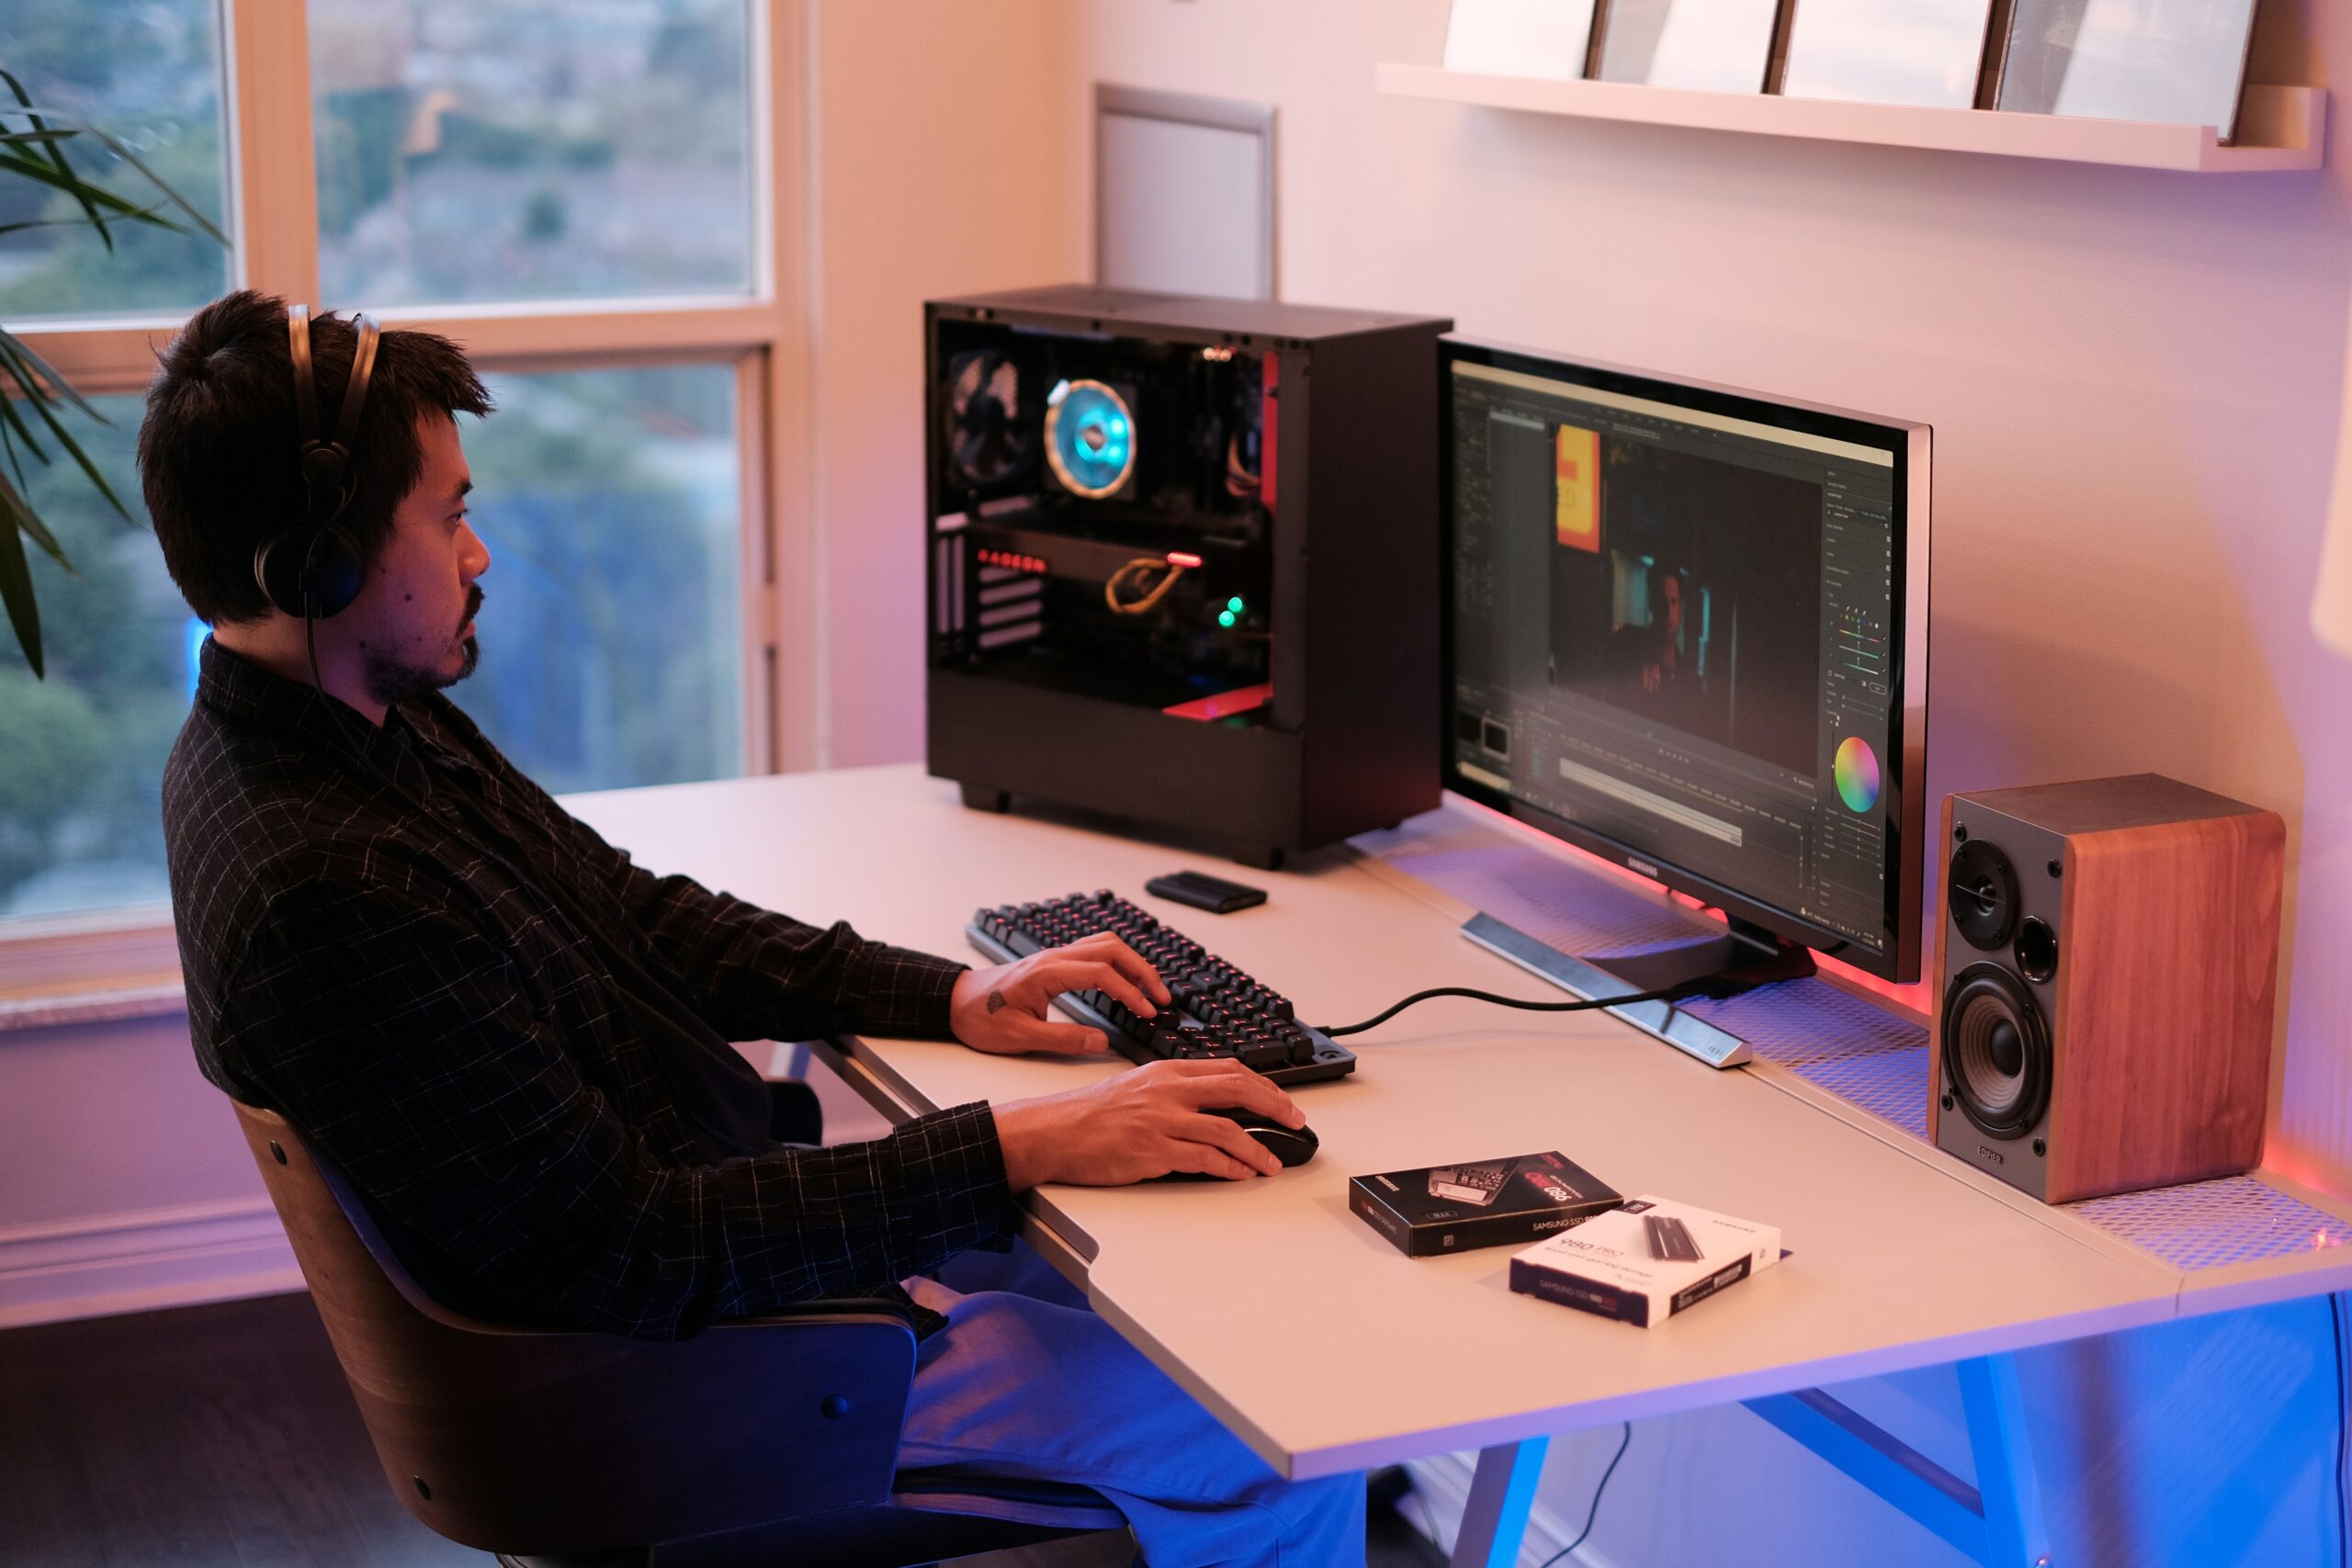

{"left": 1045, "top": 378, "right": 1139, "bottom": 498}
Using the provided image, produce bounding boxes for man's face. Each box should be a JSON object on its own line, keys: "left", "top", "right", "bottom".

{"left": 345, "top": 412, "right": 489, "bottom": 708}
{"left": 1660, "top": 574, "right": 1683, "bottom": 639}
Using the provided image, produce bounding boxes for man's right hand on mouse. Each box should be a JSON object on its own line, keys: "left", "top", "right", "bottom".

{"left": 993, "top": 1058, "right": 1306, "bottom": 1189}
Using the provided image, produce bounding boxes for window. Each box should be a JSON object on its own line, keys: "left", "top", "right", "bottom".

{"left": 311, "top": 0, "right": 754, "bottom": 307}
{"left": 1, "top": 0, "right": 797, "bottom": 960}
{"left": 0, "top": 395, "right": 187, "bottom": 919}
{"left": 0, "top": 1, "right": 234, "bottom": 321}
{"left": 465, "top": 365, "right": 745, "bottom": 792}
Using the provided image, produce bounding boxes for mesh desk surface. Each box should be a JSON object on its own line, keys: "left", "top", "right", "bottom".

{"left": 1352, "top": 812, "right": 2346, "bottom": 1277}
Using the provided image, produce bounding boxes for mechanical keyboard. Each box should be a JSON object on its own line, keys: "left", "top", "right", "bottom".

{"left": 966, "top": 890, "right": 1357, "bottom": 1086}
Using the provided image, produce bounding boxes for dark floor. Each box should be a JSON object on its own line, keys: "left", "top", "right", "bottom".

{"left": 0, "top": 1292, "right": 1444, "bottom": 1568}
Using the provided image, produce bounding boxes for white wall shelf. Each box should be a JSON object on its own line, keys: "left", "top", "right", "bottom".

{"left": 1375, "top": 63, "right": 2326, "bottom": 174}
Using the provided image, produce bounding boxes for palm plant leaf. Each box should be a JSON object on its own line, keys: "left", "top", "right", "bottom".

{"left": 0, "top": 74, "right": 229, "bottom": 246}
{"left": 0, "top": 70, "right": 112, "bottom": 248}
{"left": 0, "top": 65, "right": 230, "bottom": 673}
{"left": 0, "top": 405, "right": 75, "bottom": 570}
{"left": 0, "top": 468, "right": 46, "bottom": 680}
{"left": 0, "top": 330, "right": 108, "bottom": 423}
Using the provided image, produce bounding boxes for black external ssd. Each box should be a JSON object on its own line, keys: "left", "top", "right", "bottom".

{"left": 1145, "top": 869, "right": 1268, "bottom": 914}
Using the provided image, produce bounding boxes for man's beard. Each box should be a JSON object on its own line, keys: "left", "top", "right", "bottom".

{"left": 362, "top": 587, "right": 482, "bottom": 709}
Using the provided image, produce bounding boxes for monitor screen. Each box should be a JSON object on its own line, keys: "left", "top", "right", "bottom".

{"left": 1442, "top": 340, "right": 1930, "bottom": 982}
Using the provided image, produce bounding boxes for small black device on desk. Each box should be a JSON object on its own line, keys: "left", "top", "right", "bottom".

{"left": 967, "top": 890, "right": 1355, "bottom": 1086}
{"left": 1145, "top": 869, "right": 1267, "bottom": 914}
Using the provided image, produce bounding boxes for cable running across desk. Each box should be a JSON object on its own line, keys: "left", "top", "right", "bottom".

{"left": 968, "top": 890, "right": 1750, "bottom": 1087}
{"left": 1320, "top": 981, "right": 1707, "bottom": 1040}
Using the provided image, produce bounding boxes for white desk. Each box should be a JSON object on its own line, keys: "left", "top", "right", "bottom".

{"left": 569, "top": 763, "right": 2352, "bottom": 1568}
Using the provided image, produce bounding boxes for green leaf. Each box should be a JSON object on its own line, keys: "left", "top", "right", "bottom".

{"left": 19, "top": 391, "right": 130, "bottom": 524}
{"left": 0, "top": 479, "right": 46, "bottom": 680}
{"left": 0, "top": 71, "right": 111, "bottom": 251}
{"left": 0, "top": 389, "right": 50, "bottom": 466}
{"left": 0, "top": 331, "right": 107, "bottom": 423}
{"left": 0, "top": 410, "right": 71, "bottom": 570}
{"left": 0, "top": 208, "right": 172, "bottom": 239}
{"left": 0, "top": 149, "right": 175, "bottom": 230}
{"left": 0, "top": 82, "right": 228, "bottom": 246}
{"left": 0, "top": 128, "right": 79, "bottom": 146}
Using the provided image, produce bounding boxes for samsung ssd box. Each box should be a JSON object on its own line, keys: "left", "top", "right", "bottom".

{"left": 1349, "top": 1152, "right": 1621, "bottom": 1257}
{"left": 1509, "top": 1196, "right": 1781, "bottom": 1326}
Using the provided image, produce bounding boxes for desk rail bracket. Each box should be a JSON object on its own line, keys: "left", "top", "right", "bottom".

{"left": 1745, "top": 1352, "right": 2051, "bottom": 1567}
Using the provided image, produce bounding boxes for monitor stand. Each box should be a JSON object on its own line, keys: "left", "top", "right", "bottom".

{"left": 1589, "top": 917, "right": 1819, "bottom": 995}
{"left": 1460, "top": 912, "right": 1816, "bottom": 1070}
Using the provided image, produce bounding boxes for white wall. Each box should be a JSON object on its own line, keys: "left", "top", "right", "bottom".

{"left": 804, "top": 0, "right": 1083, "bottom": 767}
{"left": 1052, "top": 2, "right": 2352, "bottom": 1562}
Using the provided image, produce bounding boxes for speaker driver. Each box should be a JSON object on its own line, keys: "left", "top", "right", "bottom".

{"left": 1949, "top": 839, "right": 2021, "bottom": 951}
{"left": 1942, "top": 962, "right": 2051, "bottom": 1139}
{"left": 1045, "top": 378, "right": 1137, "bottom": 498}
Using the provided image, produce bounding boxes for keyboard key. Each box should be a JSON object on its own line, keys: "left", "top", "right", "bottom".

{"left": 964, "top": 892, "right": 1355, "bottom": 1086}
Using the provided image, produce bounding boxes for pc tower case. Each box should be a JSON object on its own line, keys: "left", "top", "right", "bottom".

{"left": 925, "top": 286, "right": 1452, "bottom": 866}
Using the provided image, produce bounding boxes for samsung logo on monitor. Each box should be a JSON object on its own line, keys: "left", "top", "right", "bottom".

{"left": 1626, "top": 855, "right": 1661, "bottom": 879}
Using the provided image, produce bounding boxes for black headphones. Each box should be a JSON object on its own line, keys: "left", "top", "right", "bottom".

{"left": 253, "top": 303, "right": 380, "bottom": 620}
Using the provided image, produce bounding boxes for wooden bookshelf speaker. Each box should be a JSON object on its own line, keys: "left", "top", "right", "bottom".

{"left": 1928, "top": 774, "right": 2284, "bottom": 1203}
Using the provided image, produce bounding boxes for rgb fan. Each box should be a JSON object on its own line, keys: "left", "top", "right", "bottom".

{"left": 945, "top": 349, "right": 1034, "bottom": 490}
{"left": 1045, "top": 378, "right": 1137, "bottom": 499}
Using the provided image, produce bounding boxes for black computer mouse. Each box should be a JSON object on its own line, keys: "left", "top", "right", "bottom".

{"left": 1204, "top": 1107, "right": 1319, "bottom": 1168}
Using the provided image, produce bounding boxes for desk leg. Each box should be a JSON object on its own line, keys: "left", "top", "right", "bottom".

{"left": 1743, "top": 1353, "right": 2049, "bottom": 1568}
{"left": 1959, "top": 1355, "right": 2051, "bottom": 1568}
{"left": 1451, "top": 1437, "right": 1549, "bottom": 1568}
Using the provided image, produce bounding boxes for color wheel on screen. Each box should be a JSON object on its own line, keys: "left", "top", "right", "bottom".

{"left": 1834, "top": 737, "right": 1881, "bottom": 813}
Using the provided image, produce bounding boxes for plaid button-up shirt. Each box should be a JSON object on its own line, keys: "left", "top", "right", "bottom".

{"left": 165, "top": 638, "right": 1018, "bottom": 1339}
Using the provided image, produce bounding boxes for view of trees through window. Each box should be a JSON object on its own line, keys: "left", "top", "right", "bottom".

{"left": 0, "top": 0, "right": 761, "bottom": 929}
{"left": 312, "top": 0, "right": 752, "bottom": 306}
{"left": 0, "top": 0, "right": 232, "bottom": 319}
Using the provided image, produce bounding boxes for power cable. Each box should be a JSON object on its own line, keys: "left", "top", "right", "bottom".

{"left": 1532, "top": 1422, "right": 1632, "bottom": 1568}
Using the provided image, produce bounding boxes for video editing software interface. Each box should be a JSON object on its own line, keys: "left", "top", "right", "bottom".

{"left": 1447, "top": 355, "right": 1903, "bottom": 958}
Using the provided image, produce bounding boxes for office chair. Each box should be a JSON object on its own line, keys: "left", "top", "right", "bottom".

{"left": 231, "top": 1102, "right": 1129, "bottom": 1568}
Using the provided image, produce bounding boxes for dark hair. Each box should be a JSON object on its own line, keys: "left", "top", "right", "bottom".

{"left": 138, "top": 289, "right": 494, "bottom": 625}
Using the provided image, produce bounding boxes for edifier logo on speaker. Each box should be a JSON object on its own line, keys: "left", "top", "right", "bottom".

{"left": 1977, "top": 1145, "right": 2006, "bottom": 1166}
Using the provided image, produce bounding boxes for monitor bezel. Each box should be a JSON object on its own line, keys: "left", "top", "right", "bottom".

{"left": 1438, "top": 336, "right": 1931, "bottom": 985}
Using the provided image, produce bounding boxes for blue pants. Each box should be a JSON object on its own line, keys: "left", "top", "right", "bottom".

{"left": 901, "top": 1246, "right": 1366, "bottom": 1567}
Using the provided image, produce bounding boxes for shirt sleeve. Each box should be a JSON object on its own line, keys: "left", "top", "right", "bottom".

{"left": 547, "top": 794, "right": 967, "bottom": 1044}
{"left": 218, "top": 874, "right": 1019, "bottom": 1340}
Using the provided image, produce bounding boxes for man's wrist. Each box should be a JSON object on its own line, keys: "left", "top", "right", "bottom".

{"left": 992, "top": 1100, "right": 1050, "bottom": 1192}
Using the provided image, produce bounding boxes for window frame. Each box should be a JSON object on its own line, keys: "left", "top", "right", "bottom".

{"left": 0, "top": 0, "right": 820, "bottom": 1004}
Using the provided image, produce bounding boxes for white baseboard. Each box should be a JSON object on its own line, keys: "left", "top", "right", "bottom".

{"left": 0, "top": 1196, "right": 302, "bottom": 1329}
{"left": 1401, "top": 1450, "right": 1625, "bottom": 1568}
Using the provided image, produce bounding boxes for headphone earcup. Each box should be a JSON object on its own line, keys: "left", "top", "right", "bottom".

{"left": 254, "top": 524, "right": 365, "bottom": 619}
{"left": 300, "top": 525, "right": 366, "bottom": 618}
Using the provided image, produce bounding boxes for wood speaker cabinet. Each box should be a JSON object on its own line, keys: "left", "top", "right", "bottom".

{"left": 1928, "top": 774, "right": 2283, "bottom": 1203}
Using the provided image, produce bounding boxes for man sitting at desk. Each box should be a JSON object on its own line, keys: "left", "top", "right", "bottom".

{"left": 141, "top": 291, "right": 1361, "bottom": 1568}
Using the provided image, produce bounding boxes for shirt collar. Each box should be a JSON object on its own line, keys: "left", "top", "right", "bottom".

{"left": 196, "top": 635, "right": 434, "bottom": 784}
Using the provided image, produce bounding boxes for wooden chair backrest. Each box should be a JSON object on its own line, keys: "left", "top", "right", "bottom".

{"left": 232, "top": 1101, "right": 914, "bottom": 1558}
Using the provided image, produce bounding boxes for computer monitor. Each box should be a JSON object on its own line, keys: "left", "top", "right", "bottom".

{"left": 1442, "top": 338, "right": 1930, "bottom": 994}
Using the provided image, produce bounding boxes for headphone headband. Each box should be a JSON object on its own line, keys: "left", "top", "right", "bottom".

{"left": 255, "top": 301, "right": 379, "bottom": 620}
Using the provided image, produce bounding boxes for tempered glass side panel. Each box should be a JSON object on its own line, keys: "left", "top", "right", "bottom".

{"left": 929, "top": 319, "right": 1277, "bottom": 717}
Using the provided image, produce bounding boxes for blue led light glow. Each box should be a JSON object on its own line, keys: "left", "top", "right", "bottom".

{"left": 1045, "top": 379, "right": 1138, "bottom": 497}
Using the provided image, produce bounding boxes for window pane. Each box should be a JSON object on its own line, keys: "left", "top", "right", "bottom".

{"left": 311, "top": 0, "right": 754, "bottom": 308}
{"left": 0, "top": 395, "right": 189, "bottom": 921}
{"left": 0, "top": 2, "right": 232, "bottom": 321}
{"left": 0, "top": 367, "right": 745, "bottom": 926}
{"left": 460, "top": 364, "right": 744, "bottom": 793}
